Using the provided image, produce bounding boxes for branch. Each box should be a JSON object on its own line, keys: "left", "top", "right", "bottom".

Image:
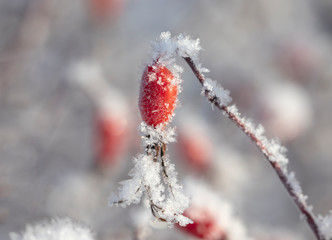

{"left": 182, "top": 56, "right": 323, "bottom": 240}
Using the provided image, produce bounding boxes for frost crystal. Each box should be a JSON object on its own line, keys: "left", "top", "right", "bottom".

{"left": 176, "top": 34, "right": 201, "bottom": 61}
{"left": 148, "top": 31, "right": 202, "bottom": 89}
{"left": 149, "top": 31, "right": 200, "bottom": 66}
{"left": 226, "top": 104, "right": 289, "bottom": 167}
{"left": 317, "top": 212, "right": 332, "bottom": 239}
{"left": 150, "top": 32, "right": 232, "bottom": 109}
{"left": 202, "top": 78, "right": 232, "bottom": 107}
{"left": 9, "top": 217, "right": 95, "bottom": 240}
{"left": 140, "top": 122, "right": 176, "bottom": 146}
{"left": 110, "top": 124, "right": 192, "bottom": 227}
{"left": 150, "top": 31, "right": 177, "bottom": 66}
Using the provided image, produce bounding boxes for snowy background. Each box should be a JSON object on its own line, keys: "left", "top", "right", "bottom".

{"left": 1, "top": 0, "right": 332, "bottom": 239}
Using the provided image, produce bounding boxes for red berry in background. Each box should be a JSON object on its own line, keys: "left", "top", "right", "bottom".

{"left": 179, "top": 205, "right": 226, "bottom": 240}
{"left": 95, "top": 111, "right": 128, "bottom": 169}
{"left": 88, "top": 0, "right": 124, "bottom": 22}
{"left": 178, "top": 130, "right": 213, "bottom": 172}
{"left": 139, "top": 63, "right": 178, "bottom": 127}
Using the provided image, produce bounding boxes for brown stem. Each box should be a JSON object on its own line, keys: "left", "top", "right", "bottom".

{"left": 160, "top": 142, "right": 175, "bottom": 198}
{"left": 143, "top": 141, "right": 169, "bottom": 222}
{"left": 182, "top": 56, "right": 322, "bottom": 240}
{"left": 146, "top": 186, "right": 167, "bottom": 222}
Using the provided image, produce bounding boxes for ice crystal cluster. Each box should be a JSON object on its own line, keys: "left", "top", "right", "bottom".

{"left": 203, "top": 78, "right": 232, "bottom": 109}
{"left": 317, "top": 212, "right": 332, "bottom": 239}
{"left": 110, "top": 122, "right": 192, "bottom": 226}
{"left": 140, "top": 122, "right": 176, "bottom": 146}
{"left": 9, "top": 217, "right": 95, "bottom": 240}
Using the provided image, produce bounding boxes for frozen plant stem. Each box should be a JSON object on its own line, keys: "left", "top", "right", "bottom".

{"left": 183, "top": 56, "right": 322, "bottom": 240}
{"left": 109, "top": 52, "right": 192, "bottom": 226}
{"left": 145, "top": 140, "right": 170, "bottom": 222}
{"left": 110, "top": 127, "right": 192, "bottom": 226}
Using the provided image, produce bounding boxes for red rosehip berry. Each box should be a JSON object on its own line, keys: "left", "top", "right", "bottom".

{"left": 178, "top": 130, "right": 212, "bottom": 172}
{"left": 179, "top": 205, "right": 226, "bottom": 240}
{"left": 95, "top": 111, "right": 128, "bottom": 169}
{"left": 139, "top": 64, "right": 178, "bottom": 127}
{"left": 88, "top": 0, "right": 123, "bottom": 22}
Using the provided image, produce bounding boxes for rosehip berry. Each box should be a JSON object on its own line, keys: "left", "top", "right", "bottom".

{"left": 95, "top": 111, "right": 128, "bottom": 169}
{"left": 179, "top": 130, "right": 212, "bottom": 172}
{"left": 179, "top": 206, "right": 226, "bottom": 240}
{"left": 139, "top": 64, "right": 178, "bottom": 127}
{"left": 89, "top": 0, "right": 123, "bottom": 22}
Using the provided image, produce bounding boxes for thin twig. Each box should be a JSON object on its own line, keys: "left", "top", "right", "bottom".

{"left": 143, "top": 140, "right": 169, "bottom": 222}
{"left": 160, "top": 142, "right": 175, "bottom": 198}
{"left": 144, "top": 140, "right": 180, "bottom": 223}
{"left": 146, "top": 186, "right": 167, "bottom": 222}
{"left": 182, "top": 56, "right": 322, "bottom": 240}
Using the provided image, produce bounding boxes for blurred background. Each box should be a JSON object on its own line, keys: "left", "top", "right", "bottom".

{"left": 0, "top": 0, "right": 332, "bottom": 239}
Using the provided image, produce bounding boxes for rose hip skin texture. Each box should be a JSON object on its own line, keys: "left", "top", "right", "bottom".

{"left": 139, "top": 64, "right": 177, "bottom": 127}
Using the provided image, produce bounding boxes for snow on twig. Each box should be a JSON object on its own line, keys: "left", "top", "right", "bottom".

{"left": 317, "top": 212, "right": 332, "bottom": 239}
{"left": 178, "top": 34, "right": 324, "bottom": 240}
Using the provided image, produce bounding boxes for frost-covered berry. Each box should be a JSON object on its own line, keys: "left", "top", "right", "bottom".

{"left": 139, "top": 64, "right": 178, "bottom": 127}
{"left": 180, "top": 206, "right": 226, "bottom": 240}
